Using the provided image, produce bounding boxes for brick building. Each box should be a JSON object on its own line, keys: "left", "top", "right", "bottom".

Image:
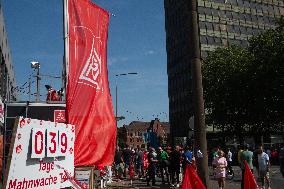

{"left": 117, "top": 118, "right": 170, "bottom": 149}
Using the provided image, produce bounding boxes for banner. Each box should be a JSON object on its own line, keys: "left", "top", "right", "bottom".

{"left": 181, "top": 164, "right": 206, "bottom": 189}
{"left": 67, "top": 0, "right": 116, "bottom": 166}
{"left": 244, "top": 161, "right": 259, "bottom": 189}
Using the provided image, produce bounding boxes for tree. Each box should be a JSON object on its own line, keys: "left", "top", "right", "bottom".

{"left": 203, "top": 16, "right": 284, "bottom": 140}
{"left": 246, "top": 17, "right": 284, "bottom": 133}
{"left": 203, "top": 46, "right": 253, "bottom": 141}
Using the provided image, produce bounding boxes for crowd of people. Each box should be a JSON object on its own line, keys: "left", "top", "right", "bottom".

{"left": 112, "top": 143, "right": 284, "bottom": 189}
{"left": 210, "top": 144, "right": 284, "bottom": 189}
{"left": 113, "top": 144, "right": 194, "bottom": 187}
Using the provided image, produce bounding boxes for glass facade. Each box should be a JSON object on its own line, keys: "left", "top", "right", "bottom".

{"left": 198, "top": 0, "right": 283, "bottom": 57}
{"left": 164, "top": 0, "right": 283, "bottom": 138}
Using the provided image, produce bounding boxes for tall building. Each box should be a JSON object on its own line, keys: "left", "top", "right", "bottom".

{"left": 164, "top": 0, "right": 283, "bottom": 139}
{"left": 0, "top": 6, "right": 16, "bottom": 102}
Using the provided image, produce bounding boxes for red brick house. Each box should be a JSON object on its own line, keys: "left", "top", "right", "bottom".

{"left": 117, "top": 118, "right": 170, "bottom": 148}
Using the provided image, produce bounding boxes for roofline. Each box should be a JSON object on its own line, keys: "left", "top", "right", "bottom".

{"left": 5, "top": 101, "right": 66, "bottom": 107}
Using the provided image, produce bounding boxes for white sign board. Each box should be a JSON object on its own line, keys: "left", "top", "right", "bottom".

{"left": 5, "top": 117, "right": 75, "bottom": 189}
{"left": 0, "top": 98, "right": 4, "bottom": 124}
{"left": 75, "top": 170, "right": 92, "bottom": 189}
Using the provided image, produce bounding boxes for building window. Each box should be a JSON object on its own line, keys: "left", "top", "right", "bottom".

{"left": 214, "top": 37, "right": 222, "bottom": 46}
{"left": 240, "top": 26, "right": 247, "bottom": 34}
{"left": 207, "top": 36, "right": 215, "bottom": 45}
{"left": 200, "top": 21, "right": 206, "bottom": 30}
{"left": 212, "top": 8, "right": 219, "bottom": 17}
{"left": 230, "top": 0, "right": 238, "bottom": 5}
{"left": 200, "top": 36, "right": 207, "bottom": 44}
{"left": 225, "top": 11, "right": 233, "bottom": 20}
{"left": 206, "top": 22, "right": 213, "bottom": 31}
{"left": 213, "top": 24, "right": 220, "bottom": 32}
{"left": 198, "top": 7, "right": 207, "bottom": 15}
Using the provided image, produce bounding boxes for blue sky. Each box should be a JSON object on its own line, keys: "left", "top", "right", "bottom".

{"left": 2, "top": 0, "right": 168, "bottom": 127}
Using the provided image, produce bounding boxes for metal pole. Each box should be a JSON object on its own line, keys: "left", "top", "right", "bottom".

{"left": 115, "top": 73, "right": 137, "bottom": 127}
{"left": 28, "top": 76, "right": 31, "bottom": 102}
{"left": 2, "top": 102, "right": 7, "bottom": 180}
{"left": 63, "top": 0, "right": 69, "bottom": 95}
{"left": 115, "top": 79, "right": 118, "bottom": 127}
{"left": 36, "top": 68, "right": 40, "bottom": 102}
{"left": 188, "top": 0, "right": 209, "bottom": 187}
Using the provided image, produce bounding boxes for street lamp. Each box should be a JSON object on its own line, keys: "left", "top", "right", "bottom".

{"left": 115, "top": 72, "right": 138, "bottom": 127}
{"left": 31, "top": 61, "right": 41, "bottom": 102}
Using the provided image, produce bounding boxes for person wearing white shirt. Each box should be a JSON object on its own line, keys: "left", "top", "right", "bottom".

{"left": 226, "top": 149, "right": 233, "bottom": 173}
{"left": 258, "top": 146, "right": 271, "bottom": 189}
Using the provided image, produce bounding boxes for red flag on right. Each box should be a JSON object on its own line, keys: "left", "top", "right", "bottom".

{"left": 181, "top": 164, "right": 206, "bottom": 189}
{"left": 244, "top": 161, "right": 259, "bottom": 189}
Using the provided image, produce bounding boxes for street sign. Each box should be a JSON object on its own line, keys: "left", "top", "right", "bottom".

{"left": 54, "top": 110, "right": 66, "bottom": 123}
{"left": 4, "top": 117, "right": 75, "bottom": 189}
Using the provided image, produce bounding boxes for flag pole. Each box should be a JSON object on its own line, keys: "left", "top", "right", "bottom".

{"left": 63, "top": 0, "right": 69, "bottom": 97}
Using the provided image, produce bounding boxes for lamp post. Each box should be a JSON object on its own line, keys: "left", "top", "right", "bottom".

{"left": 31, "top": 61, "right": 41, "bottom": 102}
{"left": 115, "top": 72, "right": 138, "bottom": 127}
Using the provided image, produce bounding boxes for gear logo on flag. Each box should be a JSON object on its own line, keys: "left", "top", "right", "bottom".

{"left": 77, "top": 26, "right": 103, "bottom": 91}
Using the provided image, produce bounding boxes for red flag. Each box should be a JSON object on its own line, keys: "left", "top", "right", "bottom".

{"left": 67, "top": 0, "right": 116, "bottom": 166}
{"left": 244, "top": 161, "right": 259, "bottom": 189}
{"left": 181, "top": 164, "right": 206, "bottom": 189}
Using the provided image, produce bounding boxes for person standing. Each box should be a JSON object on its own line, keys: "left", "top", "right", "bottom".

{"left": 238, "top": 145, "right": 244, "bottom": 167}
{"left": 271, "top": 149, "right": 278, "bottom": 165}
{"left": 258, "top": 146, "right": 271, "bottom": 189}
{"left": 279, "top": 145, "right": 284, "bottom": 177}
{"left": 114, "top": 146, "right": 124, "bottom": 179}
{"left": 182, "top": 146, "right": 193, "bottom": 171}
{"left": 147, "top": 147, "right": 158, "bottom": 186}
{"left": 240, "top": 144, "right": 253, "bottom": 189}
{"left": 213, "top": 147, "right": 220, "bottom": 159}
{"left": 266, "top": 148, "right": 272, "bottom": 160}
{"left": 226, "top": 148, "right": 233, "bottom": 173}
{"left": 122, "top": 145, "right": 132, "bottom": 178}
{"left": 170, "top": 146, "right": 181, "bottom": 187}
{"left": 157, "top": 147, "right": 170, "bottom": 184}
{"left": 253, "top": 147, "right": 260, "bottom": 180}
{"left": 212, "top": 150, "right": 227, "bottom": 189}
{"left": 135, "top": 146, "right": 144, "bottom": 179}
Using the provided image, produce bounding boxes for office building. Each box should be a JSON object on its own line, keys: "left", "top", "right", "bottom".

{"left": 0, "top": 6, "right": 16, "bottom": 102}
{"left": 164, "top": 0, "right": 283, "bottom": 138}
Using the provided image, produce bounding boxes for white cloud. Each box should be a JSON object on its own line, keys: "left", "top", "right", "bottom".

{"left": 108, "top": 57, "right": 129, "bottom": 66}
{"left": 145, "top": 50, "right": 155, "bottom": 56}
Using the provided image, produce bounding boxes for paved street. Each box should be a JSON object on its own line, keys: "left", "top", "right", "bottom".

{"left": 109, "top": 166, "right": 284, "bottom": 189}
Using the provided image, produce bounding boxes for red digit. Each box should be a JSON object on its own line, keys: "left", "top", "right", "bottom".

{"left": 49, "top": 132, "right": 57, "bottom": 153}
{"left": 35, "top": 131, "right": 44, "bottom": 154}
{"left": 60, "top": 133, "right": 68, "bottom": 153}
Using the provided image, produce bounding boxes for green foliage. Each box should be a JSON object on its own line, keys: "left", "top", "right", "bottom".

{"left": 247, "top": 16, "right": 284, "bottom": 132}
{"left": 203, "top": 16, "right": 284, "bottom": 134}
{"left": 203, "top": 46, "right": 252, "bottom": 133}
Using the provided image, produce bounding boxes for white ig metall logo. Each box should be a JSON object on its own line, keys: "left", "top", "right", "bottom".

{"left": 76, "top": 26, "right": 103, "bottom": 91}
